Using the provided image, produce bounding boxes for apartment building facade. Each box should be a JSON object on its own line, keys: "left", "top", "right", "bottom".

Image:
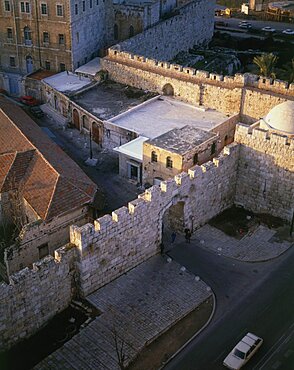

{"left": 0, "top": 0, "right": 113, "bottom": 94}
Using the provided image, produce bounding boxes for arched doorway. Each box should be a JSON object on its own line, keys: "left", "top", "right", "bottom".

{"left": 114, "top": 24, "right": 118, "bottom": 40}
{"left": 73, "top": 109, "right": 80, "bottom": 130}
{"left": 82, "top": 115, "right": 90, "bottom": 130}
{"left": 162, "top": 83, "right": 174, "bottom": 96}
{"left": 162, "top": 201, "right": 185, "bottom": 235}
{"left": 129, "top": 25, "right": 134, "bottom": 38}
{"left": 26, "top": 56, "right": 33, "bottom": 74}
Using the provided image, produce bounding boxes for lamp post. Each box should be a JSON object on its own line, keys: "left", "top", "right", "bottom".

{"left": 89, "top": 126, "right": 93, "bottom": 160}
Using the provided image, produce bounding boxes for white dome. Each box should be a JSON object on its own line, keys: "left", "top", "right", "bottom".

{"left": 264, "top": 101, "right": 294, "bottom": 135}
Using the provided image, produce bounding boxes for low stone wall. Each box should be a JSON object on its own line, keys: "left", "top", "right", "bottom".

{"left": 0, "top": 246, "right": 75, "bottom": 351}
{"left": 235, "top": 124, "right": 294, "bottom": 221}
{"left": 70, "top": 143, "right": 240, "bottom": 296}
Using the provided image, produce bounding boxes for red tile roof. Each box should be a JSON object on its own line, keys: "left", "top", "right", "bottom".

{"left": 0, "top": 97, "right": 97, "bottom": 220}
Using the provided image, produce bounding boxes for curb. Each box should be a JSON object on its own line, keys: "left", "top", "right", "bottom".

{"left": 158, "top": 289, "right": 217, "bottom": 370}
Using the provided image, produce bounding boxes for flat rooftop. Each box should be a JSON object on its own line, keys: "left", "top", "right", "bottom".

{"left": 148, "top": 126, "right": 217, "bottom": 154}
{"left": 110, "top": 96, "right": 230, "bottom": 139}
{"left": 114, "top": 136, "right": 149, "bottom": 160}
{"left": 72, "top": 81, "right": 155, "bottom": 120}
{"left": 43, "top": 71, "right": 93, "bottom": 94}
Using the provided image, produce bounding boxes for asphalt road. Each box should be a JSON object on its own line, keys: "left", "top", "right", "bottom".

{"left": 215, "top": 16, "right": 294, "bottom": 33}
{"left": 164, "top": 240, "right": 294, "bottom": 370}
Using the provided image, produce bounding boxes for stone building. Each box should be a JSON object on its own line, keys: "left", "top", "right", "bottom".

{"left": 113, "top": 0, "right": 177, "bottom": 42}
{"left": 0, "top": 96, "right": 98, "bottom": 276}
{"left": 249, "top": 0, "right": 269, "bottom": 11}
{"left": 0, "top": 0, "right": 113, "bottom": 94}
{"left": 143, "top": 126, "right": 219, "bottom": 185}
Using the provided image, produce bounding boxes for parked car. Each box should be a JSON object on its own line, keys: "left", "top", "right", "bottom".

{"left": 30, "top": 106, "right": 44, "bottom": 118}
{"left": 223, "top": 332, "right": 263, "bottom": 369}
{"left": 262, "top": 26, "right": 276, "bottom": 33}
{"left": 19, "top": 95, "right": 39, "bottom": 106}
{"left": 282, "top": 28, "right": 294, "bottom": 35}
{"left": 238, "top": 22, "right": 252, "bottom": 29}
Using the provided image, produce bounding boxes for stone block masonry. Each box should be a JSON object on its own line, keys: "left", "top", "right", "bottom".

{"left": 235, "top": 124, "right": 294, "bottom": 221}
{"left": 70, "top": 143, "right": 240, "bottom": 297}
{"left": 0, "top": 247, "right": 75, "bottom": 351}
{"left": 114, "top": 0, "right": 215, "bottom": 61}
{"left": 101, "top": 52, "right": 294, "bottom": 121}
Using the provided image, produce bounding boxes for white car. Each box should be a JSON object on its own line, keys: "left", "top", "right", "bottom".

{"left": 282, "top": 28, "right": 294, "bottom": 35}
{"left": 223, "top": 332, "right": 263, "bottom": 369}
{"left": 239, "top": 22, "right": 252, "bottom": 29}
{"left": 262, "top": 26, "right": 276, "bottom": 32}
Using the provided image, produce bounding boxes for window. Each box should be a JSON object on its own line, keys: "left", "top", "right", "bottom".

{"left": 90, "top": 0, "right": 92, "bottom": 8}
{"left": 82, "top": 1, "right": 85, "bottom": 11}
{"left": 38, "top": 243, "right": 49, "bottom": 259}
{"left": 76, "top": 32, "right": 79, "bottom": 43}
{"left": 151, "top": 151, "right": 158, "bottom": 163}
{"left": 40, "top": 3, "right": 47, "bottom": 15}
{"left": 7, "top": 28, "right": 13, "bottom": 39}
{"left": 75, "top": 3, "right": 78, "bottom": 14}
{"left": 193, "top": 153, "right": 198, "bottom": 165}
{"left": 166, "top": 156, "right": 173, "bottom": 168}
{"left": 24, "top": 26, "right": 32, "bottom": 45}
{"left": 45, "top": 60, "right": 50, "bottom": 70}
{"left": 9, "top": 56, "right": 16, "bottom": 67}
{"left": 4, "top": 0, "right": 11, "bottom": 11}
{"left": 43, "top": 31, "right": 49, "bottom": 43}
{"left": 58, "top": 33, "right": 64, "bottom": 44}
{"left": 20, "top": 2, "right": 30, "bottom": 13}
{"left": 96, "top": 0, "right": 99, "bottom": 4}
{"left": 56, "top": 4, "right": 63, "bottom": 16}
{"left": 59, "top": 63, "right": 66, "bottom": 71}
{"left": 211, "top": 142, "right": 216, "bottom": 155}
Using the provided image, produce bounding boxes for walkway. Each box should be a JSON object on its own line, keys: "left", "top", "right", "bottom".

{"left": 34, "top": 256, "right": 212, "bottom": 369}
{"left": 193, "top": 224, "right": 292, "bottom": 261}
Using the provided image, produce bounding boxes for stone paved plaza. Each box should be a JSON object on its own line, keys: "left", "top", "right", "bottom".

{"left": 34, "top": 256, "right": 212, "bottom": 370}
{"left": 193, "top": 224, "right": 293, "bottom": 261}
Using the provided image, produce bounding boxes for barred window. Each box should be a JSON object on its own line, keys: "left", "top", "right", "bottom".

{"left": 166, "top": 156, "right": 173, "bottom": 168}
{"left": 151, "top": 151, "right": 158, "bottom": 163}
{"left": 56, "top": 4, "right": 63, "bottom": 16}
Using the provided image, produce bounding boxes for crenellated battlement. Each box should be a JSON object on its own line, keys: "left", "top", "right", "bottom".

{"left": 106, "top": 48, "right": 294, "bottom": 96}
{"left": 235, "top": 123, "right": 293, "bottom": 146}
{"left": 70, "top": 142, "right": 240, "bottom": 253}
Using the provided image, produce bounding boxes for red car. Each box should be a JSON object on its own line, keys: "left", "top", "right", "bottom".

{"left": 19, "top": 95, "right": 39, "bottom": 106}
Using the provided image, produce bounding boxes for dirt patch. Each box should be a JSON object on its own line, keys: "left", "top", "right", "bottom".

{"left": 128, "top": 296, "right": 213, "bottom": 370}
{"left": 209, "top": 206, "right": 290, "bottom": 241}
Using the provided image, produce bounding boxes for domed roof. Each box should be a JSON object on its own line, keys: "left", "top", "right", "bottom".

{"left": 264, "top": 101, "right": 294, "bottom": 134}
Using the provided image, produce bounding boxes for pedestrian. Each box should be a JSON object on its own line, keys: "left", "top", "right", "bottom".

{"left": 171, "top": 231, "right": 177, "bottom": 243}
{"left": 185, "top": 228, "right": 191, "bottom": 243}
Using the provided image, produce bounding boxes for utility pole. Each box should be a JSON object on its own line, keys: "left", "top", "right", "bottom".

{"left": 89, "top": 127, "right": 93, "bottom": 159}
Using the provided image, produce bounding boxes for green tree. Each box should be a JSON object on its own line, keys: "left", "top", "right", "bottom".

{"left": 280, "top": 58, "right": 294, "bottom": 84}
{"left": 253, "top": 53, "right": 278, "bottom": 78}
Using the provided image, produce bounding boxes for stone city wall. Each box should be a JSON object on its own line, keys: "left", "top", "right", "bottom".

{"left": 101, "top": 50, "right": 294, "bottom": 121}
{"left": 113, "top": 0, "right": 215, "bottom": 61}
{"left": 70, "top": 143, "right": 239, "bottom": 296}
{"left": 0, "top": 246, "right": 75, "bottom": 351}
{"left": 235, "top": 124, "right": 294, "bottom": 221}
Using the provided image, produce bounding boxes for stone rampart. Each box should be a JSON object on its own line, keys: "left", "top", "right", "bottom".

{"left": 114, "top": 0, "right": 215, "bottom": 61}
{"left": 0, "top": 246, "right": 75, "bottom": 351}
{"left": 70, "top": 143, "right": 240, "bottom": 296}
{"left": 102, "top": 50, "right": 294, "bottom": 120}
{"left": 235, "top": 124, "right": 294, "bottom": 221}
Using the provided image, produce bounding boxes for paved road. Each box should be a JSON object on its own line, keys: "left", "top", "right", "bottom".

{"left": 215, "top": 16, "right": 294, "bottom": 33}
{"left": 164, "top": 240, "right": 294, "bottom": 369}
